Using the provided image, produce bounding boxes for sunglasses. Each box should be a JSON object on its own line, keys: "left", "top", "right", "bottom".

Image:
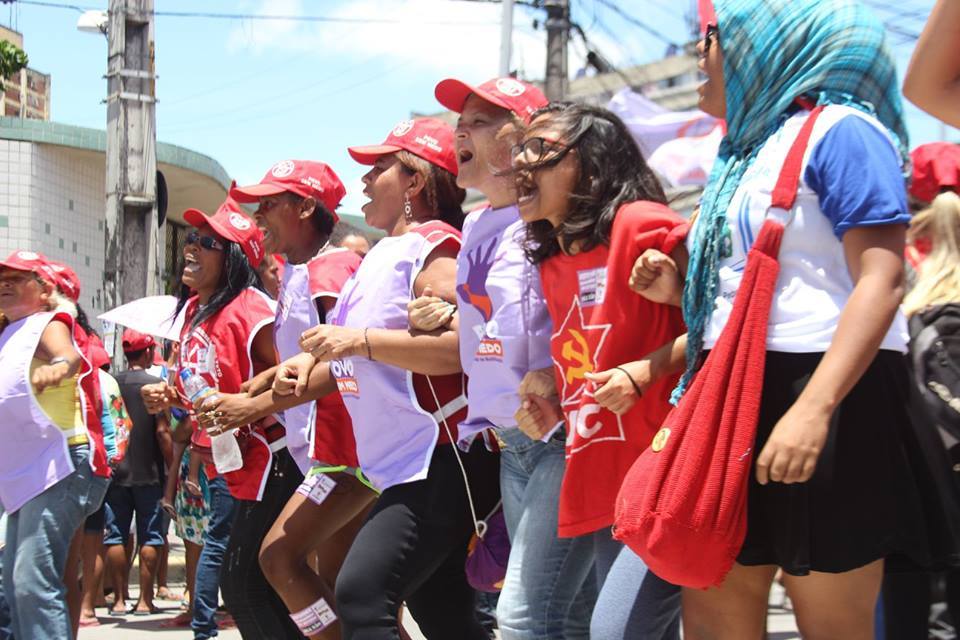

{"left": 185, "top": 231, "right": 225, "bottom": 252}
{"left": 511, "top": 136, "right": 574, "bottom": 170}
{"left": 703, "top": 24, "right": 720, "bottom": 54}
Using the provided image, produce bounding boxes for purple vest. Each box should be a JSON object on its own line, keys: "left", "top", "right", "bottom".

{"left": 456, "top": 205, "right": 554, "bottom": 439}
{"left": 275, "top": 262, "right": 319, "bottom": 472}
{"left": 330, "top": 225, "right": 463, "bottom": 491}
{"left": 0, "top": 312, "right": 88, "bottom": 512}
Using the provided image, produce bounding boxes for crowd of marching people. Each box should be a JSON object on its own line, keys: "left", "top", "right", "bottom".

{"left": 4, "top": 0, "right": 960, "bottom": 637}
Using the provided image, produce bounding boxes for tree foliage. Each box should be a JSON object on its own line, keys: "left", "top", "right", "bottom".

{"left": 0, "top": 40, "right": 28, "bottom": 92}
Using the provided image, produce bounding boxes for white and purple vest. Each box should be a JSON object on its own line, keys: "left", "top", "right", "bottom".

{"left": 0, "top": 312, "right": 90, "bottom": 512}
{"left": 456, "top": 205, "right": 554, "bottom": 440}
{"left": 329, "top": 223, "right": 465, "bottom": 491}
{"left": 276, "top": 261, "right": 322, "bottom": 472}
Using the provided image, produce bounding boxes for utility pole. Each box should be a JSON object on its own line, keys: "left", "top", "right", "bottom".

{"left": 499, "top": 0, "right": 514, "bottom": 77}
{"left": 543, "top": 0, "right": 569, "bottom": 100}
{"left": 104, "top": 0, "right": 160, "bottom": 355}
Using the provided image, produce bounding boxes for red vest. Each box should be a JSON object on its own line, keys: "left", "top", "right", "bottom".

{"left": 177, "top": 288, "right": 278, "bottom": 501}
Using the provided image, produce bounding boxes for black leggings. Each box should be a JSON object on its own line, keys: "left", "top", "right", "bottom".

{"left": 221, "top": 447, "right": 304, "bottom": 639}
{"left": 335, "top": 441, "right": 501, "bottom": 640}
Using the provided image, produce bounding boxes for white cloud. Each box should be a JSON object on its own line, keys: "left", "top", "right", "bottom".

{"left": 225, "top": 0, "right": 633, "bottom": 83}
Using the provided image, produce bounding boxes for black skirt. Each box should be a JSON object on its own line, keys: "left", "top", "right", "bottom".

{"left": 737, "top": 350, "right": 960, "bottom": 575}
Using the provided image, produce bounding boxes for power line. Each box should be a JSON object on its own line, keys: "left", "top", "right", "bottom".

{"left": 592, "top": 0, "right": 678, "bottom": 46}
{"left": 15, "top": 0, "right": 500, "bottom": 26}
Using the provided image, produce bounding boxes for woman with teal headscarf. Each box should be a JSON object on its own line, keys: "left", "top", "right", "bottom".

{"left": 633, "top": 0, "right": 960, "bottom": 637}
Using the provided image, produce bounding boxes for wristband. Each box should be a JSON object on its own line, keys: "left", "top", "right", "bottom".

{"left": 49, "top": 356, "right": 69, "bottom": 367}
{"left": 615, "top": 366, "right": 643, "bottom": 398}
{"left": 364, "top": 328, "right": 373, "bottom": 361}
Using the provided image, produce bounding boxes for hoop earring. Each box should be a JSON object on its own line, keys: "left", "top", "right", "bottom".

{"left": 403, "top": 195, "right": 413, "bottom": 223}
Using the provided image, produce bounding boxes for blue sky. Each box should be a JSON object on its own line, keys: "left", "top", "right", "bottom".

{"left": 10, "top": 0, "right": 956, "bottom": 216}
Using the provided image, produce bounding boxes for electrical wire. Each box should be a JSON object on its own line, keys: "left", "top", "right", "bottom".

{"left": 15, "top": 0, "right": 500, "bottom": 26}
{"left": 592, "top": 0, "right": 678, "bottom": 46}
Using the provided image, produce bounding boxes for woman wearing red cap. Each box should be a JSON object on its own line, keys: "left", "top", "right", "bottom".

{"left": 140, "top": 200, "right": 297, "bottom": 640}
{"left": 409, "top": 78, "right": 597, "bottom": 639}
{"left": 289, "top": 117, "right": 500, "bottom": 639}
{"left": 0, "top": 250, "right": 109, "bottom": 639}
{"left": 217, "top": 160, "right": 372, "bottom": 640}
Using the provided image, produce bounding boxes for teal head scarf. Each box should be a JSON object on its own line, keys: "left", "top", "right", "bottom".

{"left": 674, "top": 0, "right": 908, "bottom": 403}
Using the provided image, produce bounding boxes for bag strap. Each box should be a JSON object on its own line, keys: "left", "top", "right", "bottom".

{"left": 769, "top": 105, "right": 826, "bottom": 213}
{"left": 425, "top": 375, "right": 499, "bottom": 539}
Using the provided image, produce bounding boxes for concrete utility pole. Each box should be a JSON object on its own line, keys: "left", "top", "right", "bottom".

{"left": 499, "top": 0, "right": 514, "bottom": 77}
{"left": 543, "top": 0, "right": 569, "bottom": 100}
{"left": 104, "top": 0, "right": 160, "bottom": 338}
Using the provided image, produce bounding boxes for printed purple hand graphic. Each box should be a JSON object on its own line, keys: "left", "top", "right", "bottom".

{"left": 457, "top": 239, "right": 497, "bottom": 322}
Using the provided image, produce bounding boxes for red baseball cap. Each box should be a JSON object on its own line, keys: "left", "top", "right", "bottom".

{"left": 0, "top": 250, "right": 58, "bottom": 286}
{"left": 47, "top": 261, "right": 81, "bottom": 302}
{"left": 230, "top": 161, "right": 347, "bottom": 219}
{"left": 699, "top": 0, "right": 718, "bottom": 34}
{"left": 348, "top": 117, "right": 458, "bottom": 176}
{"left": 183, "top": 194, "right": 265, "bottom": 268}
{"left": 122, "top": 328, "right": 155, "bottom": 353}
{"left": 435, "top": 77, "right": 548, "bottom": 124}
{"left": 910, "top": 142, "right": 960, "bottom": 203}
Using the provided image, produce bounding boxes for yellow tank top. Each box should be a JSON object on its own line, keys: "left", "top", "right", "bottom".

{"left": 30, "top": 358, "right": 87, "bottom": 445}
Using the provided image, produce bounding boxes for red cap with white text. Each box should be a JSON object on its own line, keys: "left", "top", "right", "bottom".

{"left": 348, "top": 117, "right": 458, "bottom": 176}
{"left": 230, "top": 160, "right": 347, "bottom": 220}
{"left": 435, "top": 77, "right": 548, "bottom": 124}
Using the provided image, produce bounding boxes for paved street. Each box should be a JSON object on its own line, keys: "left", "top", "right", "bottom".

{"left": 76, "top": 535, "right": 801, "bottom": 640}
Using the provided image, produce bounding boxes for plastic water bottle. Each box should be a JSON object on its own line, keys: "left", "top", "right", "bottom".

{"left": 179, "top": 369, "right": 243, "bottom": 473}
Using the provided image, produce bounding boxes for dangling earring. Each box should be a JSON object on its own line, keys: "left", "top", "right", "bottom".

{"left": 403, "top": 195, "right": 414, "bottom": 223}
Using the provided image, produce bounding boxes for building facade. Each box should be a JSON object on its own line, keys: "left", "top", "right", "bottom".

{"left": 1, "top": 26, "right": 51, "bottom": 121}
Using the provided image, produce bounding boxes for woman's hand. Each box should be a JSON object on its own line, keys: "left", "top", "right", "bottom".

{"left": 196, "top": 392, "right": 256, "bottom": 435}
{"left": 629, "top": 249, "right": 683, "bottom": 306}
{"left": 755, "top": 401, "right": 831, "bottom": 485}
{"left": 273, "top": 352, "right": 318, "bottom": 397}
{"left": 515, "top": 394, "right": 563, "bottom": 441}
{"left": 141, "top": 381, "right": 177, "bottom": 414}
{"left": 584, "top": 361, "right": 651, "bottom": 415}
{"left": 515, "top": 368, "right": 562, "bottom": 440}
{"left": 31, "top": 361, "right": 71, "bottom": 394}
{"left": 408, "top": 286, "right": 453, "bottom": 332}
{"left": 299, "top": 325, "right": 364, "bottom": 361}
{"left": 242, "top": 366, "right": 277, "bottom": 397}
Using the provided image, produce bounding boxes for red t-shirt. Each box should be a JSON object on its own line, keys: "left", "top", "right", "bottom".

{"left": 540, "top": 201, "right": 688, "bottom": 537}
{"left": 177, "top": 287, "right": 277, "bottom": 501}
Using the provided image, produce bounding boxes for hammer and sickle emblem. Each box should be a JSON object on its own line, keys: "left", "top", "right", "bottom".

{"left": 561, "top": 329, "right": 593, "bottom": 384}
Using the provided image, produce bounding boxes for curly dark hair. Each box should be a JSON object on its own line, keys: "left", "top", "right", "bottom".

{"left": 519, "top": 102, "right": 667, "bottom": 264}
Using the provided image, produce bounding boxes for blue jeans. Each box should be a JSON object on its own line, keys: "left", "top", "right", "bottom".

{"left": 591, "top": 528, "right": 681, "bottom": 639}
{"left": 495, "top": 428, "right": 596, "bottom": 640}
{"left": 192, "top": 475, "right": 236, "bottom": 640}
{"left": 3, "top": 445, "right": 109, "bottom": 640}
{"left": 0, "top": 508, "right": 11, "bottom": 640}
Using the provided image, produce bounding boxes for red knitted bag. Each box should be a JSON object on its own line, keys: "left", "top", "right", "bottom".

{"left": 613, "top": 106, "right": 825, "bottom": 589}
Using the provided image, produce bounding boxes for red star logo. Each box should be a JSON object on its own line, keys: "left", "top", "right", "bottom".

{"left": 551, "top": 296, "right": 612, "bottom": 409}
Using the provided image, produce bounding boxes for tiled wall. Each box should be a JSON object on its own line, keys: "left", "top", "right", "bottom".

{"left": 0, "top": 139, "right": 107, "bottom": 312}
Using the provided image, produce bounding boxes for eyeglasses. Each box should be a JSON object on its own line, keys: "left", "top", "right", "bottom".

{"left": 510, "top": 136, "right": 573, "bottom": 170}
{"left": 703, "top": 24, "right": 720, "bottom": 54}
{"left": 185, "top": 231, "right": 225, "bottom": 252}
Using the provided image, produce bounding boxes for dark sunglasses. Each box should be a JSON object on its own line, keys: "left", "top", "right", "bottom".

{"left": 511, "top": 136, "right": 574, "bottom": 170}
{"left": 185, "top": 231, "right": 226, "bottom": 252}
{"left": 703, "top": 24, "right": 720, "bottom": 54}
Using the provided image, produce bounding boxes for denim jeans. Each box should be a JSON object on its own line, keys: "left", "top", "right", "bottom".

{"left": 192, "top": 475, "right": 237, "bottom": 640}
{"left": 495, "top": 428, "right": 597, "bottom": 640}
{"left": 591, "top": 528, "right": 681, "bottom": 639}
{"left": 3, "top": 445, "right": 109, "bottom": 640}
{"left": 0, "top": 507, "right": 11, "bottom": 640}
